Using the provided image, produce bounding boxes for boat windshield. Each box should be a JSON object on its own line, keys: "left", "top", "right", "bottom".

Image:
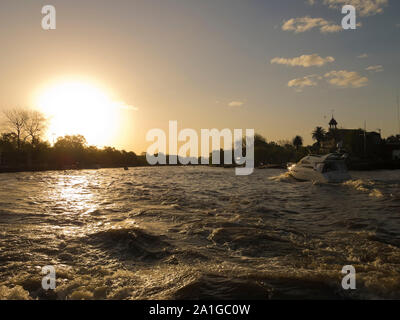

{"left": 321, "top": 161, "right": 347, "bottom": 173}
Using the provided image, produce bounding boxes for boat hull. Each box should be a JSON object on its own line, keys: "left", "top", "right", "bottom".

{"left": 288, "top": 166, "right": 351, "bottom": 183}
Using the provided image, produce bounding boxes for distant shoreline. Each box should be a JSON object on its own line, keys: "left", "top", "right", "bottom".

{"left": 1, "top": 161, "right": 400, "bottom": 175}
{"left": 0, "top": 164, "right": 146, "bottom": 174}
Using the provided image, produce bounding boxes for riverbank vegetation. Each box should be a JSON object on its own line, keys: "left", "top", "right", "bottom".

{"left": 1, "top": 108, "right": 400, "bottom": 173}
{"left": 0, "top": 109, "right": 147, "bottom": 171}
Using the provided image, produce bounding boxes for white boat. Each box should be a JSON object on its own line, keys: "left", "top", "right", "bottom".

{"left": 287, "top": 153, "right": 351, "bottom": 183}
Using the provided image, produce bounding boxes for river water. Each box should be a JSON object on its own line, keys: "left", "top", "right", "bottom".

{"left": 0, "top": 167, "right": 399, "bottom": 299}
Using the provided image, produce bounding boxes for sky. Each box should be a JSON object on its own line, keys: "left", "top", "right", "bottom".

{"left": 0, "top": 0, "right": 399, "bottom": 152}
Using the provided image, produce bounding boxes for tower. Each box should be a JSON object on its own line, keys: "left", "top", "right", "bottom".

{"left": 329, "top": 117, "right": 338, "bottom": 130}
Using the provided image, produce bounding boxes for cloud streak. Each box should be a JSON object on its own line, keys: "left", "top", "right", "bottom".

{"left": 288, "top": 75, "right": 320, "bottom": 92}
{"left": 282, "top": 16, "right": 342, "bottom": 33}
{"left": 357, "top": 53, "right": 368, "bottom": 58}
{"left": 366, "top": 65, "right": 384, "bottom": 72}
{"left": 321, "top": 0, "right": 388, "bottom": 17}
{"left": 324, "top": 70, "right": 369, "bottom": 88}
{"left": 288, "top": 70, "right": 369, "bottom": 91}
{"left": 113, "top": 101, "right": 139, "bottom": 111}
{"left": 271, "top": 54, "right": 335, "bottom": 67}
{"left": 228, "top": 101, "right": 244, "bottom": 107}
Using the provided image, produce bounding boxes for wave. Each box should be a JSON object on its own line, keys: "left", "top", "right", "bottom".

{"left": 343, "top": 179, "right": 384, "bottom": 198}
{"left": 207, "top": 227, "right": 297, "bottom": 258}
{"left": 0, "top": 285, "right": 31, "bottom": 300}
{"left": 171, "top": 274, "right": 270, "bottom": 300}
{"left": 86, "top": 227, "right": 173, "bottom": 262}
{"left": 2, "top": 166, "right": 400, "bottom": 300}
{"left": 268, "top": 172, "right": 295, "bottom": 183}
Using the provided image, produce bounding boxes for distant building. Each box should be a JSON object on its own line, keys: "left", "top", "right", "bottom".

{"left": 321, "top": 117, "right": 382, "bottom": 158}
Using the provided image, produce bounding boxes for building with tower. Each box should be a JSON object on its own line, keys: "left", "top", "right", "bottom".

{"left": 321, "top": 117, "right": 382, "bottom": 158}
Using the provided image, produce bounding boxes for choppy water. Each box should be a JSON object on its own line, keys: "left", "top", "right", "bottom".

{"left": 0, "top": 167, "right": 399, "bottom": 300}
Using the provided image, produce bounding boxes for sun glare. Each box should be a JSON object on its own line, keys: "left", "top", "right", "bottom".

{"left": 36, "top": 80, "right": 121, "bottom": 147}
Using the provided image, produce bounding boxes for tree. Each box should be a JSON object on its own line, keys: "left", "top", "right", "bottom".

{"left": 2, "top": 108, "right": 47, "bottom": 150}
{"left": 312, "top": 126, "right": 326, "bottom": 145}
{"left": 2, "top": 109, "right": 28, "bottom": 151}
{"left": 53, "top": 135, "right": 88, "bottom": 167}
{"left": 241, "top": 133, "right": 266, "bottom": 149}
{"left": 54, "top": 135, "right": 87, "bottom": 150}
{"left": 24, "top": 110, "right": 47, "bottom": 146}
{"left": 254, "top": 134, "right": 268, "bottom": 147}
{"left": 292, "top": 135, "right": 303, "bottom": 150}
{"left": 277, "top": 139, "right": 292, "bottom": 147}
{"left": 386, "top": 135, "right": 400, "bottom": 144}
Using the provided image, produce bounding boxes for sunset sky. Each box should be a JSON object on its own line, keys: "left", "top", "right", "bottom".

{"left": 1, "top": 0, "right": 399, "bottom": 152}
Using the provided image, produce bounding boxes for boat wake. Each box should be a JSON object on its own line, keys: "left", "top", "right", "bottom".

{"left": 268, "top": 172, "right": 296, "bottom": 183}
{"left": 1, "top": 167, "right": 399, "bottom": 300}
{"left": 343, "top": 179, "right": 384, "bottom": 198}
{"left": 270, "top": 172, "right": 385, "bottom": 199}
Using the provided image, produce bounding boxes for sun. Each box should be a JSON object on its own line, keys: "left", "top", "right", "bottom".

{"left": 36, "top": 80, "right": 120, "bottom": 147}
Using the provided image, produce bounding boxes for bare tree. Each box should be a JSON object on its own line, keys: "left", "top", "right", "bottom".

{"left": 2, "top": 108, "right": 47, "bottom": 150}
{"left": 2, "top": 109, "right": 29, "bottom": 151}
{"left": 24, "top": 110, "right": 47, "bottom": 146}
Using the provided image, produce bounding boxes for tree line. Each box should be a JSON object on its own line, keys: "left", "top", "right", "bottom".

{"left": 4, "top": 107, "right": 395, "bottom": 172}
{"left": 0, "top": 108, "right": 146, "bottom": 171}
{"left": 0, "top": 108, "right": 327, "bottom": 172}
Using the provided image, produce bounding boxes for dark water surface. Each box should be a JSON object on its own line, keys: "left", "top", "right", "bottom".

{"left": 0, "top": 167, "right": 399, "bottom": 299}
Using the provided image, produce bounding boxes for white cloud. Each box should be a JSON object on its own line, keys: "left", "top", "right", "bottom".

{"left": 282, "top": 16, "right": 342, "bottom": 34}
{"left": 288, "top": 75, "right": 320, "bottom": 92}
{"left": 324, "top": 70, "right": 368, "bottom": 88}
{"left": 366, "top": 65, "right": 384, "bottom": 72}
{"left": 271, "top": 54, "right": 335, "bottom": 67}
{"left": 319, "top": 0, "right": 388, "bottom": 17}
{"left": 357, "top": 53, "right": 368, "bottom": 58}
{"left": 288, "top": 70, "right": 369, "bottom": 91}
{"left": 228, "top": 101, "right": 244, "bottom": 107}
